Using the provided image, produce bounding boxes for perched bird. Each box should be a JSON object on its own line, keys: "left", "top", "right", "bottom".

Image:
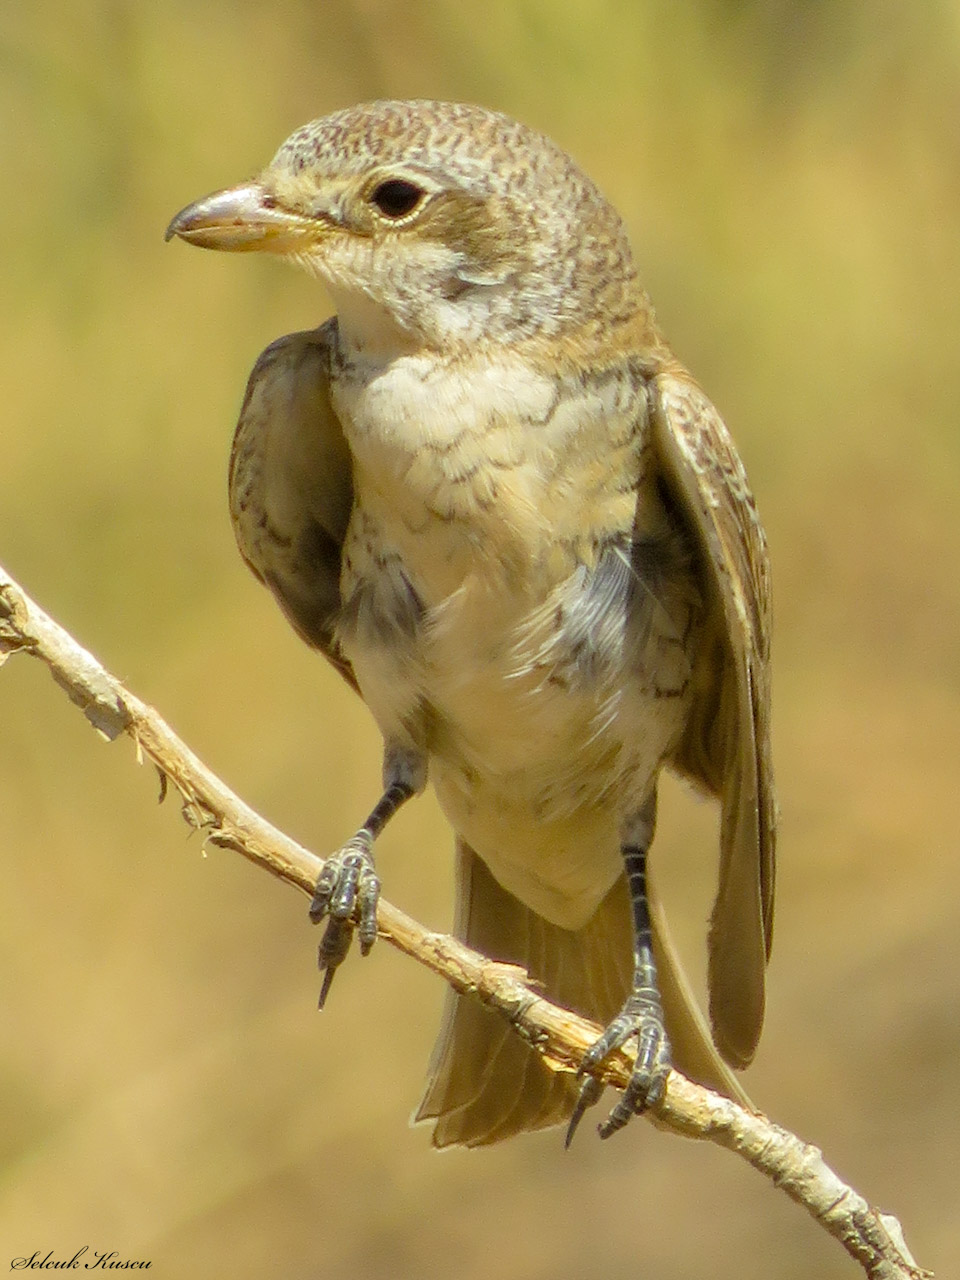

{"left": 166, "top": 99, "right": 775, "bottom": 1147}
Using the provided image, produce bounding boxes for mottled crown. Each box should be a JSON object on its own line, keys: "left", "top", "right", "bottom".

{"left": 275, "top": 100, "right": 599, "bottom": 209}
{"left": 263, "top": 100, "right": 649, "bottom": 347}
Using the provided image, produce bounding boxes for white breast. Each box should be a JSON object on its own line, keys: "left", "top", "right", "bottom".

{"left": 331, "top": 347, "right": 693, "bottom": 928}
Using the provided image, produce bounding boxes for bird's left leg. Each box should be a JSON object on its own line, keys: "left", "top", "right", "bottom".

{"left": 566, "top": 791, "right": 670, "bottom": 1144}
{"left": 309, "top": 744, "right": 426, "bottom": 1007}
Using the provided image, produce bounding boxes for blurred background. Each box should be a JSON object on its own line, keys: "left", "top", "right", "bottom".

{"left": 1, "top": 2, "right": 958, "bottom": 1276}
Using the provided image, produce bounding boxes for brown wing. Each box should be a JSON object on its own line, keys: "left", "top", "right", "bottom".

{"left": 650, "top": 370, "right": 775, "bottom": 1069}
{"left": 228, "top": 319, "right": 356, "bottom": 689}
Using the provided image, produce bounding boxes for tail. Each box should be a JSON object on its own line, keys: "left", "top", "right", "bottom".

{"left": 414, "top": 841, "right": 749, "bottom": 1148}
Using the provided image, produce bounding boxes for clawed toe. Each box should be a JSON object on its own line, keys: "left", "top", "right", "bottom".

{"left": 565, "top": 994, "right": 671, "bottom": 1145}
{"left": 309, "top": 833, "right": 381, "bottom": 1007}
{"left": 564, "top": 1074, "right": 603, "bottom": 1148}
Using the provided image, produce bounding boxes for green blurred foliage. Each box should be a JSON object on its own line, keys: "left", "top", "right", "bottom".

{"left": 2, "top": 2, "right": 958, "bottom": 1276}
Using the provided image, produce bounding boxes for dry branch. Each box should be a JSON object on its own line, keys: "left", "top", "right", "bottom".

{"left": 0, "top": 561, "right": 929, "bottom": 1280}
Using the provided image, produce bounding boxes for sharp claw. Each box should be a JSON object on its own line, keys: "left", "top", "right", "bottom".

{"left": 565, "top": 1075, "right": 602, "bottom": 1149}
{"left": 317, "top": 964, "right": 337, "bottom": 1010}
{"left": 564, "top": 1112, "right": 584, "bottom": 1151}
{"left": 317, "top": 917, "right": 353, "bottom": 1009}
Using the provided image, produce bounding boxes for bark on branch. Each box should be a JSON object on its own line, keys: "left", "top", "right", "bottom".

{"left": 0, "top": 561, "right": 930, "bottom": 1280}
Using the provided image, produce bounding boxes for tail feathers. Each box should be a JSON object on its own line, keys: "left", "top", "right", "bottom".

{"left": 414, "top": 842, "right": 749, "bottom": 1148}
{"left": 414, "top": 844, "right": 582, "bottom": 1147}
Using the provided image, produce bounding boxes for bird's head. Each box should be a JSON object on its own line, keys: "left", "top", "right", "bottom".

{"left": 166, "top": 100, "right": 643, "bottom": 356}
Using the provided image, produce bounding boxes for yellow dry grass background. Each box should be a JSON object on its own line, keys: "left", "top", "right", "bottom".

{"left": 2, "top": 3, "right": 959, "bottom": 1276}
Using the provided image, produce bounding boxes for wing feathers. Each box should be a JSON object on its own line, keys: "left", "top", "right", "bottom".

{"left": 228, "top": 320, "right": 356, "bottom": 687}
{"left": 650, "top": 371, "right": 775, "bottom": 1066}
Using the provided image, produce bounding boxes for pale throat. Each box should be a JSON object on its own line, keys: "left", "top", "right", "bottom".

{"left": 309, "top": 247, "right": 521, "bottom": 359}
{"left": 324, "top": 283, "right": 422, "bottom": 360}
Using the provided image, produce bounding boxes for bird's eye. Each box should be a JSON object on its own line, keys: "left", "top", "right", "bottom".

{"left": 369, "top": 179, "right": 425, "bottom": 220}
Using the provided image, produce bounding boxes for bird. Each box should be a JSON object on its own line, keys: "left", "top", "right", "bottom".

{"left": 165, "top": 99, "right": 775, "bottom": 1148}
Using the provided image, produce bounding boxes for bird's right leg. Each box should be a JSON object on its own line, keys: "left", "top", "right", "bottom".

{"left": 309, "top": 745, "right": 426, "bottom": 1007}
{"left": 566, "top": 791, "right": 670, "bottom": 1143}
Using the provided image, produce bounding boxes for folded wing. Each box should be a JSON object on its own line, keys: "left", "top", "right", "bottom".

{"left": 650, "top": 371, "right": 776, "bottom": 1068}
{"left": 228, "top": 319, "right": 356, "bottom": 689}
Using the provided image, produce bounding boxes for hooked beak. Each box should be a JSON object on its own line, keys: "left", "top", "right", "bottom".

{"left": 164, "top": 181, "right": 318, "bottom": 252}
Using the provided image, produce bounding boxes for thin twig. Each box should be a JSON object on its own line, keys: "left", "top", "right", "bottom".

{"left": 0, "top": 561, "right": 930, "bottom": 1280}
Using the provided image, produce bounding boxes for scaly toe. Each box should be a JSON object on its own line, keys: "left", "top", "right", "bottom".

{"left": 576, "top": 993, "right": 671, "bottom": 1140}
{"left": 309, "top": 833, "right": 381, "bottom": 1008}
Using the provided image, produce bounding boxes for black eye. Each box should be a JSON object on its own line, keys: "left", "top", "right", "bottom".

{"left": 369, "top": 179, "right": 425, "bottom": 219}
